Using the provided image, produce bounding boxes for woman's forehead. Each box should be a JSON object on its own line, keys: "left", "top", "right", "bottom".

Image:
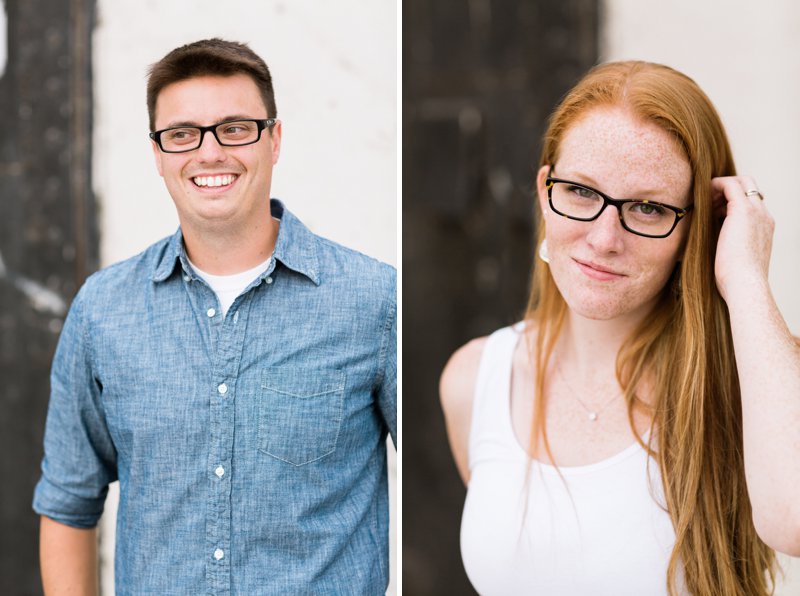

{"left": 556, "top": 106, "right": 691, "bottom": 198}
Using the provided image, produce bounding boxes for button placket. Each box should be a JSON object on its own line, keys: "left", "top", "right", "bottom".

{"left": 205, "top": 294, "right": 252, "bottom": 591}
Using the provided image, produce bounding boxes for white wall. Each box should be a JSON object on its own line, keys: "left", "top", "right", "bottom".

{"left": 603, "top": 0, "right": 800, "bottom": 591}
{"left": 92, "top": 1, "right": 397, "bottom": 594}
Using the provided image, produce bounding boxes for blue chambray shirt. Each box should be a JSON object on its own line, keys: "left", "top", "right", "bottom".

{"left": 33, "top": 200, "right": 397, "bottom": 595}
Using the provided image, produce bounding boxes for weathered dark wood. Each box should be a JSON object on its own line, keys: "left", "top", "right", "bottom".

{"left": 0, "top": 0, "right": 97, "bottom": 593}
{"left": 402, "top": 1, "right": 599, "bottom": 593}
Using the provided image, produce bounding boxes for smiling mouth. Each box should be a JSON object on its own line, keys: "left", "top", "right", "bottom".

{"left": 192, "top": 174, "right": 238, "bottom": 188}
{"left": 575, "top": 258, "right": 625, "bottom": 280}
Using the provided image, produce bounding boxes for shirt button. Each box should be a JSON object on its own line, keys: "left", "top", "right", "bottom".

{"left": 265, "top": 276, "right": 273, "bottom": 284}
{"left": 217, "top": 383, "right": 228, "bottom": 395}
{"left": 213, "top": 548, "right": 224, "bottom": 560}
{"left": 206, "top": 308, "right": 216, "bottom": 318}
{"left": 215, "top": 466, "right": 225, "bottom": 478}
{"left": 183, "top": 275, "right": 191, "bottom": 282}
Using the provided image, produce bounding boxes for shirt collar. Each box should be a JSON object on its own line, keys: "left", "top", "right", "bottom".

{"left": 151, "top": 199, "right": 320, "bottom": 286}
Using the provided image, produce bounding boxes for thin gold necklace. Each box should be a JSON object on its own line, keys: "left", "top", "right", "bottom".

{"left": 553, "top": 355, "right": 621, "bottom": 422}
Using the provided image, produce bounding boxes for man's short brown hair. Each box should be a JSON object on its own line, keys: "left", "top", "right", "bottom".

{"left": 147, "top": 38, "right": 277, "bottom": 131}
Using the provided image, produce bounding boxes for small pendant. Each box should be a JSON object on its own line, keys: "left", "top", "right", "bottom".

{"left": 588, "top": 412, "right": 598, "bottom": 421}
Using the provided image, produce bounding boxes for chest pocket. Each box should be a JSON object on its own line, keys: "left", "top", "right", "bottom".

{"left": 259, "top": 368, "right": 345, "bottom": 466}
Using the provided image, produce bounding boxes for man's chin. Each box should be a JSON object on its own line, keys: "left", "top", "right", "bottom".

{"left": 178, "top": 205, "right": 241, "bottom": 231}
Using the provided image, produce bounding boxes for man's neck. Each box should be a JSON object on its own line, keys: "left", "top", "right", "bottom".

{"left": 181, "top": 215, "right": 279, "bottom": 276}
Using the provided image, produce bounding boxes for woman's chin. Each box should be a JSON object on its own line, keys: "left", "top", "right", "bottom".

{"left": 561, "top": 291, "right": 657, "bottom": 323}
{"left": 567, "top": 301, "right": 626, "bottom": 321}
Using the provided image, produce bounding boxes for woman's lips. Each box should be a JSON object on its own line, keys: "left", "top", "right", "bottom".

{"left": 574, "top": 258, "right": 626, "bottom": 281}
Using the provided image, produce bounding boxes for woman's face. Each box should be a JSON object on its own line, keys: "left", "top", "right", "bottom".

{"left": 536, "top": 106, "right": 693, "bottom": 322}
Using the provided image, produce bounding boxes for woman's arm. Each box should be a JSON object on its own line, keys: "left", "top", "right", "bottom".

{"left": 713, "top": 176, "right": 800, "bottom": 556}
{"left": 439, "top": 337, "right": 487, "bottom": 486}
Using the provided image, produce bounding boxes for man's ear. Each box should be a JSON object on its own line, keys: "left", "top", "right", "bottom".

{"left": 268, "top": 120, "right": 282, "bottom": 165}
{"left": 151, "top": 139, "right": 164, "bottom": 177}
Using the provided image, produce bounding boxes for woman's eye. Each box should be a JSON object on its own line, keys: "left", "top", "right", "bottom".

{"left": 633, "top": 202, "right": 666, "bottom": 216}
{"left": 568, "top": 185, "right": 598, "bottom": 200}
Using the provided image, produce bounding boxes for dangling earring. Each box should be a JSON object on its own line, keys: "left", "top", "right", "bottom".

{"left": 538, "top": 239, "right": 550, "bottom": 264}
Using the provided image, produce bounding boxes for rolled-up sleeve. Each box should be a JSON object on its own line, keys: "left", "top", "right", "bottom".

{"left": 33, "top": 286, "right": 117, "bottom": 528}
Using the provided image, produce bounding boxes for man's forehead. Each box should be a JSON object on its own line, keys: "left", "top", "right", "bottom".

{"left": 154, "top": 74, "right": 267, "bottom": 128}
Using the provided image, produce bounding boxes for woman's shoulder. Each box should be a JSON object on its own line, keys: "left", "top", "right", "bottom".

{"left": 440, "top": 323, "right": 529, "bottom": 411}
{"left": 439, "top": 324, "right": 532, "bottom": 484}
{"left": 439, "top": 336, "right": 491, "bottom": 484}
{"left": 440, "top": 336, "right": 489, "bottom": 414}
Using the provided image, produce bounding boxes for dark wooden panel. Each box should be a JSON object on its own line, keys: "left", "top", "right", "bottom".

{"left": 402, "top": 1, "right": 599, "bottom": 593}
{"left": 0, "top": 0, "right": 97, "bottom": 593}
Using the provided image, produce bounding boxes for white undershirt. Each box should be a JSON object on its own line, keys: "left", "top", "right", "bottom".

{"left": 187, "top": 256, "right": 272, "bottom": 317}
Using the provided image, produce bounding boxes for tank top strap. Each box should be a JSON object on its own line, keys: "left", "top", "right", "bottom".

{"left": 468, "top": 323, "right": 525, "bottom": 468}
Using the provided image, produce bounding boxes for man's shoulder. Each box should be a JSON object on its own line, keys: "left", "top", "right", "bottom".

{"left": 274, "top": 201, "right": 394, "bottom": 294}
{"left": 309, "top": 234, "right": 396, "bottom": 308}
{"left": 314, "top": 234, "right": 395, "bottom": 282}
{"left": 79, "top": 234, "right": 176, "bottom": 300}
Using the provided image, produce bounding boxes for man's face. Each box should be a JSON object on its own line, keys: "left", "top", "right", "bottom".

{"left": 151, "top": 74, "right": 281, "bottom": 232}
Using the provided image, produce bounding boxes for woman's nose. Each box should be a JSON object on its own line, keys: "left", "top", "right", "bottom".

{"left": 585, "top": 204, "right": 626, "bottom": 254}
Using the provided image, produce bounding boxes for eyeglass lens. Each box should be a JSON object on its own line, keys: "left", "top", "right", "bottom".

{"left": 160, "top": 120, "right": 262, "bottom": 152}
{"left": 549, "top": 181, "right": 677, "bottom": 236}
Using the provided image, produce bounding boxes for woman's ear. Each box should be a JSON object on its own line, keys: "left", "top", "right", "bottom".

{"left": 536, "top": 165, "right": 551, "bottom": 216}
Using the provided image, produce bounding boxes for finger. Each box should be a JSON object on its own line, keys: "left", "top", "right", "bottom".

{"left": 738, "top": 175, "right": 764, "bottom": 201}
{"left": 710, "top": 176, "right": 748, "bottom": 204}
{"left": 738, "top": 175, "right": 758, "bottom": 191}
{"left": 711, "top": 187, "right": 727, "bottom": 209}
{"left": 711, "top": 194, "right": 728, "bottom": 219}
{"left": 711, "top": 176, "right": 769, "bottom": 212}
{"left": 710, "top": 177, "right": 740, "bottom": 220}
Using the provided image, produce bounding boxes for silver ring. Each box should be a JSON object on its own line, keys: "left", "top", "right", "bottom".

{"left": 745, "top": 189, "right": 764, "bottom": 200}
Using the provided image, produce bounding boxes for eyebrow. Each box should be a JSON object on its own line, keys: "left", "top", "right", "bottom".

{"left": 161, "top": 114, "right": 260, "bottom": 129}
{"left": 557, "top": 170, "right": 601, "bottom": 188}
{"left": 556, "top": 169, "right": 670, "bottom": 201}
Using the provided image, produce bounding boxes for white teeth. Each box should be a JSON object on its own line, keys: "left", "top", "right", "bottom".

{"left": 193, "top": 175, "right": 236, "bottom": 187}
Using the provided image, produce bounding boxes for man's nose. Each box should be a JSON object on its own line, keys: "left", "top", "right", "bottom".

{"left": 195, "top": 129, "right": 226, "bottom": 160}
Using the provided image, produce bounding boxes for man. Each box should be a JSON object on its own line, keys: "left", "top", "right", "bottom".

{"left": 34, "top": 39, "right": 396, "bottom": 595}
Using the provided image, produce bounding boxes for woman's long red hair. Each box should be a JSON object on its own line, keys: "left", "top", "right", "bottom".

{"left": 525, "top": 61, "right": 776, "bottom": 595}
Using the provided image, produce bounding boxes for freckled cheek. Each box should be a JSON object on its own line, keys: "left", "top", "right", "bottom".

{"left": 545, "top": 223, "right": 580, "bottom": 257}
{"left": 631, "top": 263, "right": 677, "bottom": 300}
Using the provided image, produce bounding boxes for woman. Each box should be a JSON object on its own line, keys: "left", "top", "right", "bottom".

{"left": 440, "top": 61, "right": 800, "bottom": 596}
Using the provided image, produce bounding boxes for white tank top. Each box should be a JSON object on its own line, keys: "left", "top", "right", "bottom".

{"left": 460, "top": 325, "right": 680, "bottom": 595}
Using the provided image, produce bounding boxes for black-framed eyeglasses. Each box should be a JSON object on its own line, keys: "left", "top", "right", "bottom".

{"left": 149, "top": 118, "right": 277, "bottom": 153}
{"left": 545, "top": 171, "right": 693, "bottom": 238}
